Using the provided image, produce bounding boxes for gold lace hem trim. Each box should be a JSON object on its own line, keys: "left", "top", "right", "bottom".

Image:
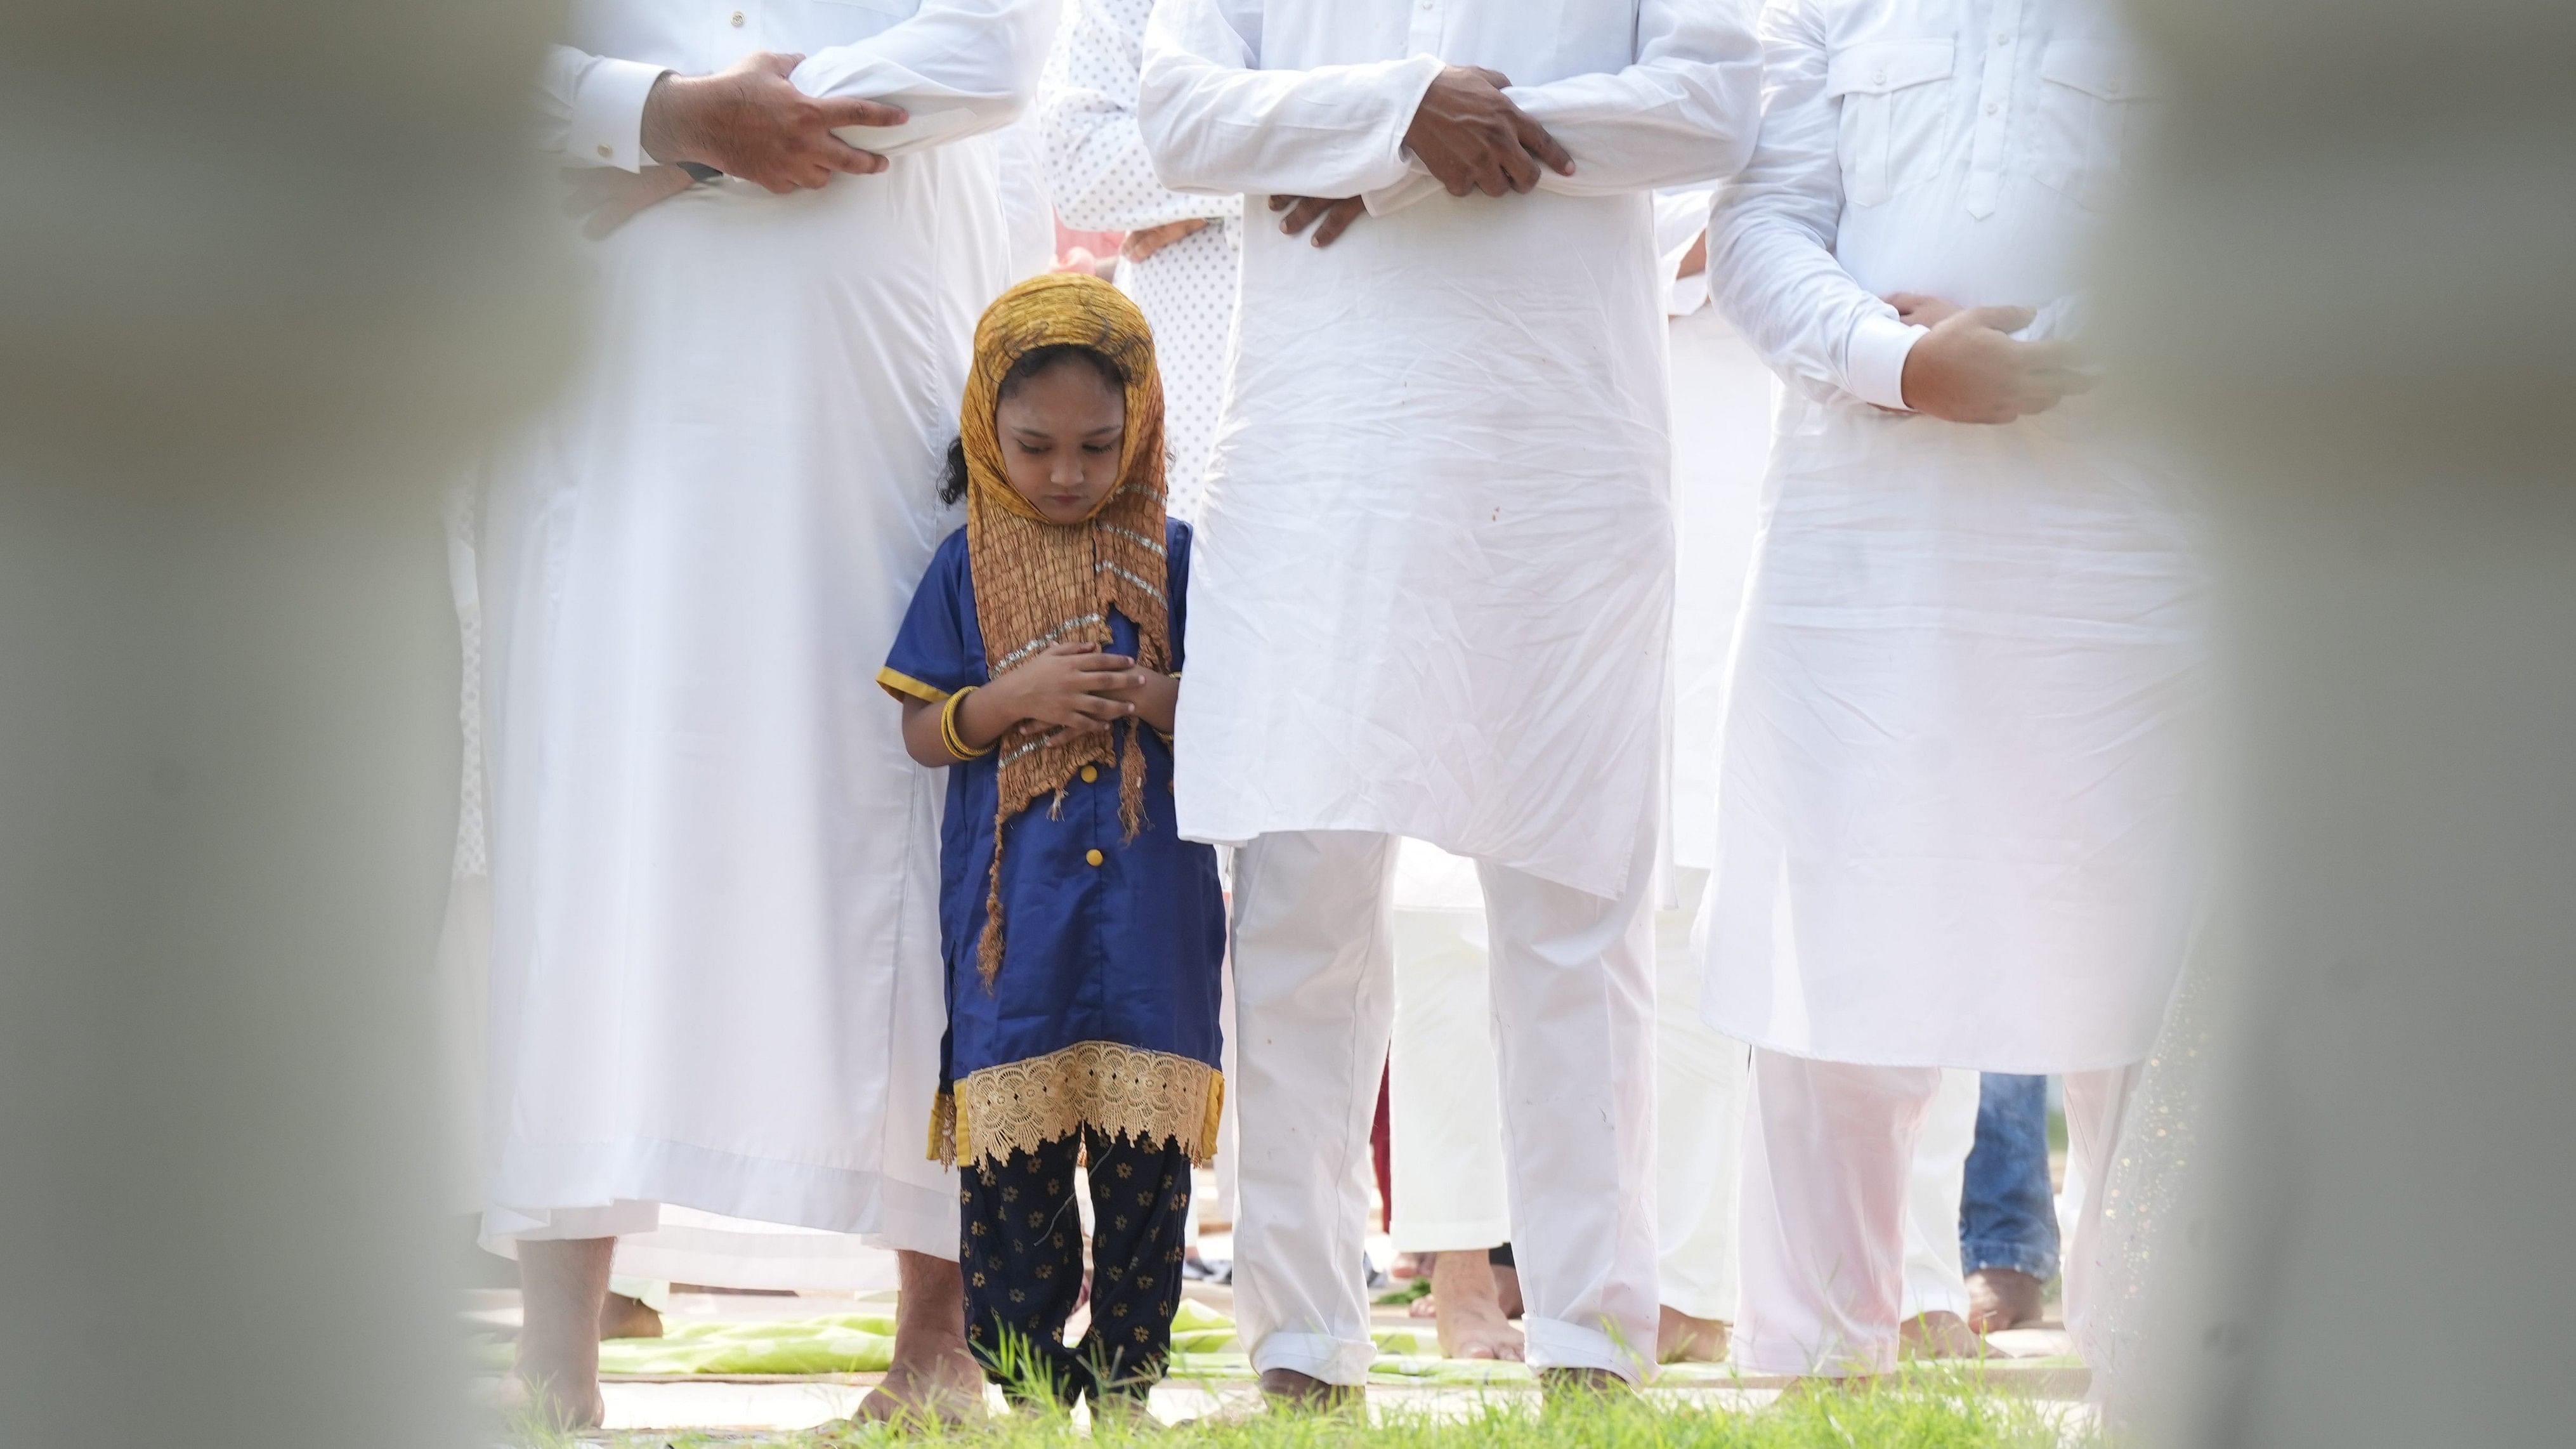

{"left": 929, "top": 1041, "right": 1222, "bottom": 1170}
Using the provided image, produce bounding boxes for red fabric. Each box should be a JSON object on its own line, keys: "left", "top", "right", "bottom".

{"left": 1371, "top": 1059, "right": 1393, "bottom": 1231}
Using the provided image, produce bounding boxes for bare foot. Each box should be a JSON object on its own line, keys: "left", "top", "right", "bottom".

{"left": 1089, "top": 1393, "right": 1165, "bottom": 1431}
{"left": 597, "top": 1291, "right": 664, "bottom": 1341}
{"left": 1770, "top": 1373, "right": 1878, "bottom": 1404}
{"left": 852, "top": 1250, "right": 985, "bottom": 1426}
{"left": 1899, "top": 1309, "right": 1982, "bottom": 1360}
{"left": 1431, "top": 1250, "right": 1525, "bottom": 1361}
{"left": 1493, "top": 1262, "right": 1524, "bottom": 1320}
{"left": 1259, "top": 1367, "right": 1362, "bottom": 1413}
{"left": 1965, "top": 1267, "right": 2045, "bottom": 1333}
{"left": 1656, "top": 1305, "right": 1730, "bottom": 1363}
{"left": 514, "top": 1237, "right": 613, "bottom": 1430}
{"left": 1538, "top": 1366, "right": 1633, "bottom": 1406}
{"left": 854, "top": 1351, "right": 984, "bottom": 1426}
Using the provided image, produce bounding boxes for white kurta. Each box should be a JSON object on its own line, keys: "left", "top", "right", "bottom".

{"left": 1040, "top": 0, "right": 1245, "bottom": 523}
{"left": 992, "top": 114, "right": 1065, "bottom": 283}
{"left": 467, "top": 0, "right": 1056, "bottom": 1281}
{"left": 1656, "top": 192, "right": 1780, "bottom": 875}
{"left": 1139, "top": 0, "right": 1763, "bottom": 900}
{"left": 1699, "top": 0, "right": 2202, "bottom": 1073}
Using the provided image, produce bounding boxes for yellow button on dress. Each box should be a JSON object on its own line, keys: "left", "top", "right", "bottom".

{"left": 1085, "top": 848, "right": 1104, "bottom": 867}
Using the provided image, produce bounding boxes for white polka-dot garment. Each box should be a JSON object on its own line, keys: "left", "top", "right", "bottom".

{"left": 1038, "top": 0, "right": 1243, "bottom": 523}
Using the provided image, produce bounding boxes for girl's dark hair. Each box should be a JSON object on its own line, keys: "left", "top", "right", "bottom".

{"left": 938, "top": 343, "right": 1128, "bottom": 506}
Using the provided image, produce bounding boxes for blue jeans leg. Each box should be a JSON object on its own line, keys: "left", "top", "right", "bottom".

{"left": 1958, "top": 1073, "right": 2060, "bottom": 1280}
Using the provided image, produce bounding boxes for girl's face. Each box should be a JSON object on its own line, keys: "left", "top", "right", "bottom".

{"left": 995, "top": 358, "right": 1126, "bottom": 525}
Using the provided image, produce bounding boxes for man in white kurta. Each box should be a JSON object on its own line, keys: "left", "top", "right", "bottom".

{"left": 1377, "top": 192, "right": 1982, "bottom": 1368}
{"left": 1701, "top": 0, "right": 2202, "bottom": 1377}
{"left": 475, "top": 0, "right": 1056, "bottom": 1423}
{"left": 1040, "top": 0, "right": 1245, "bottom": 523}
{"left": 1137, "top": 0, "right": 1760, "bottom": 1393}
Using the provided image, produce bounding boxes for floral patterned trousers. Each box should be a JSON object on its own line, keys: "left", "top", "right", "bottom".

{"left": 960, "top": 1125, "right": 1192, "bottom": 1406}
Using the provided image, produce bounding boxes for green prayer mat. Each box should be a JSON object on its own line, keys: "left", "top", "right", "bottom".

{"left": 483, "top": 1299, "right": 2079, "bottom": 1384}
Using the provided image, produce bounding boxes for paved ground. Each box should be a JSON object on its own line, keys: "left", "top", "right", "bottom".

{"left": 469, "top": 1271, "right": 2088, "bottom": 1436}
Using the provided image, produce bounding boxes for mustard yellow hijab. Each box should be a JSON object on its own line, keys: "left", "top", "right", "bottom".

{"left": 960, "top": 273, "right": 1170, "bottom": 987}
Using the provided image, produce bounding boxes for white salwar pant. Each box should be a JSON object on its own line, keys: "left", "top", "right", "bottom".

{"left": 1393, "top": 890, "right": 1978, "bottom": 1328}
{"left": 1387, "top": 907, "right": 1512, "bottom": 1253}
{"left": 1229, "top": 828, "right": 1660, "bottom": 1384}
{"left": 1738, "top": 1051, "right": 2133, "bottom": 1376}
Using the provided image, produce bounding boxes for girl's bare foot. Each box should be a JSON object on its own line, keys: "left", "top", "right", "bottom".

{"left": 1432, "top": 1250, "right": 1526, "bottom": 1361}
{"left": 1656, "top": 1305, "right": 1730, "bottom": 1363}
{"left": 1089, "top": 1393, "right": 1166, "bottom": 1431}
{"left": 1898, "top": 1309, "right": 1982, "bottom": 1359}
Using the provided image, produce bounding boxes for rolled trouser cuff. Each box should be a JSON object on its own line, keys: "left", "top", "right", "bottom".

{"left": 1524, "top": 1315, "right": 1650, "bottom": 1384}
{"left": 1961, "top": 1241, "right": 2059, "bottom": 1280}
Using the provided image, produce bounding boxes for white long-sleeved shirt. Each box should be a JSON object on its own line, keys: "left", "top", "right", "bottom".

{"left": 1131, "top": 0, "right": 1762, "bottom": 900}
{"left": 1707, "top": 0, "right": 2150, "bottom": 409}
{"left": 1137, "top": 0, "right": 1760, "bottom": 206}
{"left": 533, "top": 0, "right": 1060, "bottom": 172}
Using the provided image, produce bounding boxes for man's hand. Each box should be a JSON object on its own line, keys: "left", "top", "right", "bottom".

{"left": 1402, "top": 66, "right": 1574, "bottom": 199}
{"left": 1270, "top": 194, "right": 1368, "bottom": 247}
{"left": 1899, "top": 305, "right": 2093, "bottom": 424}
{"left": 1121, "top": 218, "right": 1209, "bottom": 263}
{"left": 1886, "top": 291, "right": 1961, "bottom": 329}
{"left": 641, "top": 52, "right": 908, "bottom": 194}
{"left": 561, "top": 164, "right": 697, "bottom": 239}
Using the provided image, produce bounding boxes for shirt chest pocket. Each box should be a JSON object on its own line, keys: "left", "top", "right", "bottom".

{"left": 2030, "top": 41, "right": 2157, "bottom": 211}
{"left": 1825, "top": 39, "right": 1955, "bottom": 209}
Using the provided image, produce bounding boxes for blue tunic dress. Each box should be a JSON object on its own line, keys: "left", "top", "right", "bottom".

{"left": 879, "top": 519, "right": 1226, "bottom": 1168}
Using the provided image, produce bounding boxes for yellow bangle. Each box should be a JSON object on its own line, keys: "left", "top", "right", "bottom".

{"left": 941, "top": 686, "right": 995, "bottom": 761}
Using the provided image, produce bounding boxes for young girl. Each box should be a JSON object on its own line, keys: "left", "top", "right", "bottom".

{"left": 877, "top": 273, "right": 1224, "bottom": 1412}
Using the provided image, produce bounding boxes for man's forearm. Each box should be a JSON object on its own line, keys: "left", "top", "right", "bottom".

{"left": 1139, "top": 0, "right": 1443, "bottom": 200}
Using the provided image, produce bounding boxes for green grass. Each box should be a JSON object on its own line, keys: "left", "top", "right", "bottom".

{"left": 513, "top": 1375, "right": 2096, "bottom": 1449}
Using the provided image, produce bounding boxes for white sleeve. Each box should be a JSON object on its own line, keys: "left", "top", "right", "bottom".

{"left": 1508, "top": 0, "right": 1763, "bottom": 195}
{"left": 1042, "top": 0, "right": 1241, "bottom": 230}
{"left": 789, "top": 0, "right": 1064, "bottom": 157}
{"left": 1359, "top": 0, "right": 1760, "bottom": 216}
{"left": 1137, "top": 0, "right": 1444, "bottom": 199}
{"left": 1706, "top": 0, "right": 1921, "bottom": 410}
{"left": 533, "top": 45, "right": 669, "bottom": 172}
